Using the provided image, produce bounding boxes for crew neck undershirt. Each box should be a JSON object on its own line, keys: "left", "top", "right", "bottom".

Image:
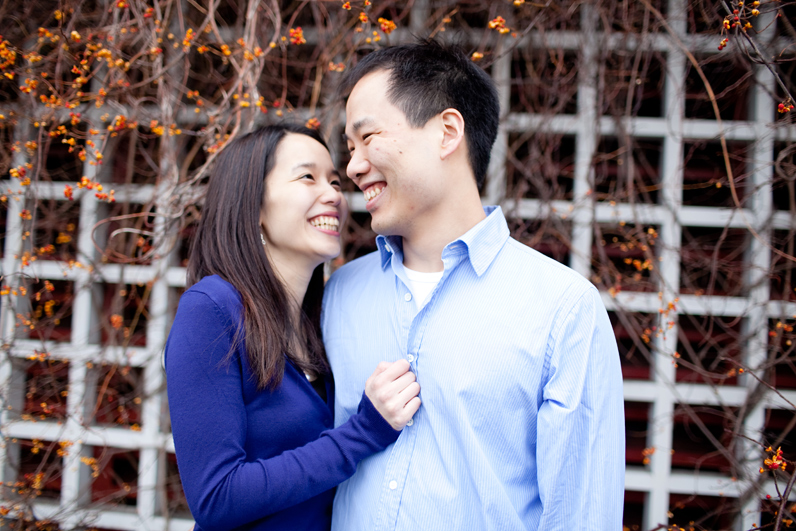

{"left": 402, "top": 264, "right": 443, "bottom": 311}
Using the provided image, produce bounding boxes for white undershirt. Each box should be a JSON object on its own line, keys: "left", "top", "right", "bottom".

{"left": 402, "top": 264, "right": 443, "bottom": 311}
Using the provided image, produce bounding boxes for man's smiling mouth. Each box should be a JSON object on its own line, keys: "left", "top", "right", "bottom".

{"left": 363, "top": 183, "right": 386, "bottom": 202}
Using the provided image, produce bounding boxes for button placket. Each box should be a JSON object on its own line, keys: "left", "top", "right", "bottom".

{"left": 373, "top": 381, "right": 420, "bottom": 529}
{"left": 374, "top": 257, "right": 423, "bottom": 529}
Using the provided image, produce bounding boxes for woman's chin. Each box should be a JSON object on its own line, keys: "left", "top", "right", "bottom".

{"left": 323, "top": 250, "right": 342, "bottom": 264}
{"left": 310, "top": 248, "right": 341, "bottom": 267}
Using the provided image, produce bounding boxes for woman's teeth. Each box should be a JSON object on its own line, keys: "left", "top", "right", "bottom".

{"left": 364, "top": 186, "right": 383, "bottom": 201}
{"left": 310, "top": 216, "right": 339, "bottom": 231}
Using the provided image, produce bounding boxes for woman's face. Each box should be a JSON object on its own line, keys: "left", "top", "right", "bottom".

{"left": 260, "top": 133, "right": 347, "bottom": 269}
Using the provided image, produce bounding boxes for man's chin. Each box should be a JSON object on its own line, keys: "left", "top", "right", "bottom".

{"left": 371, "top": 206, "right": 410, "bottom": 237}
{"left": 370, "top": 216, "right": 396, "bottom": 237}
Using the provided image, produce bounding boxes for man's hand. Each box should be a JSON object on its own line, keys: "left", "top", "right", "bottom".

{"left": 365, "top": 359, "right": 421, "bottom": 430}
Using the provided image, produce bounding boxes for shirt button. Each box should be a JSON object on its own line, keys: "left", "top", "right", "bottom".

{"left": 404, "top": 293, "right": 412, "bottom": 302}
{"left": 389, "top": 480, "right": 398, "bottom": 490}
{"left": 407, "top": 354, "right": 415, "bottom": 362}
{"left": 406, "top": 418, "right": 414, "bottom": 426}
{"left": 386, "top": 245, "right": 392, "bottom": 253}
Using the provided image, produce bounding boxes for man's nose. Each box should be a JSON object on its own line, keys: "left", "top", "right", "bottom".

{"left": 346, "top": 149, "right": 370, "bottom": 186}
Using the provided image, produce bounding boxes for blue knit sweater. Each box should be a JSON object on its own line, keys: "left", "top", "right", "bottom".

{"left": 165, "top": 275, "right": 400, "bottom": 530}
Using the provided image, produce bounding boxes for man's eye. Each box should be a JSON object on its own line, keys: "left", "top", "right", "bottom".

{"left": 301, "top": 173, "right": 314, "bottom": 180}
{"left": 362, "top": 133, "right": 373, "bottom": 141}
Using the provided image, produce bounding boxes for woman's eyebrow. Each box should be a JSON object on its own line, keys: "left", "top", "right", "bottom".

{"left": 291, "top": 162, "right": 316, "bottom": 172}
{"left": 292, "top": 162, "right": 339, "bottom": 178}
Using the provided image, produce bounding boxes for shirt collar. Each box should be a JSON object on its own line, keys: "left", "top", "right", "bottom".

{"left": 375, "top": 205, "right": 510, "bottom": 276}
{"left": 376, "top": 234, "right": 403, "bottom": 270}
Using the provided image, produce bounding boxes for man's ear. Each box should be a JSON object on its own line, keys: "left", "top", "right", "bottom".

{"left": 439, "top": 108, "right": 465, "bottom": 160}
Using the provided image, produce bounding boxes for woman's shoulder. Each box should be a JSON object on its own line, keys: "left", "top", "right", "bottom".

{"left": 181, "top": 274, "right": 243, "bottom": 317}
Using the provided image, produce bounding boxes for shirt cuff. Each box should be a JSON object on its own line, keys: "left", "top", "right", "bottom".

{"left": 356, "top": 391, "right": 402, "bottom": 448}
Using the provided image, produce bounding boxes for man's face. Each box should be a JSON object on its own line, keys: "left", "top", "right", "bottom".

{"left": 345, "top": 70, "right": 440, "bottom": 238}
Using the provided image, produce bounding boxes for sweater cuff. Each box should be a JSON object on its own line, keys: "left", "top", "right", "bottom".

{"left": 356, "top": 391, "right": 402, "bottom": 448}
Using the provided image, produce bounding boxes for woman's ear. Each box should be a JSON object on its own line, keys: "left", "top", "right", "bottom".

{"left": 439, "top": 108, "right": 465, "bottom": 161}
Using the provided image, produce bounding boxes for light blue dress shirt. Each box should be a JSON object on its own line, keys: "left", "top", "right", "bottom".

{"left": 322, "top": 206, "right": 625, "bottom": 530}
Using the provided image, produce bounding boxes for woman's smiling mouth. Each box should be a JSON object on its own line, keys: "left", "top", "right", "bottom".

{"left": 309, "top": 214, "right": 340, "bottom": 234}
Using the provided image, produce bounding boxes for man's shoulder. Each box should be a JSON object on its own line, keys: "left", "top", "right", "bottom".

{"left": 323, "top": 252, "right": 383, "bottom": 325}
{"left": 499, "top": 237, "right": 595, "bottom": 295}
{"left": 328, "top": 251, "right": 383, "bottom": 286}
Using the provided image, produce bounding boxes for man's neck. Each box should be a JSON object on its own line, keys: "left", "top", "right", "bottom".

{"left": 401, "top": 198, "right": 486, "bottom": 273}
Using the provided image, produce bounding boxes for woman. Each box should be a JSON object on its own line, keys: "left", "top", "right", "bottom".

{"left": 165, "top": 124, "right": 421, "bottom": 531}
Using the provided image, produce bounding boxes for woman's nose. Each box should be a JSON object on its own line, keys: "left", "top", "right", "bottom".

{"left": 321, "top": 182, "right": 342, "bottom": 207}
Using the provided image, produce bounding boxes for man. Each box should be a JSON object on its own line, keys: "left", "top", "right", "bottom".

{"left": 322, "top": 40, "right": 625, "bottom": 530}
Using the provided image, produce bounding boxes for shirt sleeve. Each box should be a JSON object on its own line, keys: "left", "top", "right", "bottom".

{"left": 165, "top": 290, "right": 400, "bottom": 531}
{"left": 535, "top": 286, "right": 625, "bottom": 530}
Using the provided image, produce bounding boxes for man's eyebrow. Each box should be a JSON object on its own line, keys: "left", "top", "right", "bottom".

{"left": 342, "top": 117, "right": 375, "bottom": 142}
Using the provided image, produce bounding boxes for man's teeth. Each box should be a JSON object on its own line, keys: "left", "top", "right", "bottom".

{"left": 364, "top": 186, "right": 384, "bottom": 201}
{"left": 310, "top": 216, "right": 339, "bottom": 231}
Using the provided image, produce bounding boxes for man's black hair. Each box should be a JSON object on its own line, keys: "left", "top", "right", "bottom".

{"left": 340, "top": 39, "right": 500, "bottom": 190}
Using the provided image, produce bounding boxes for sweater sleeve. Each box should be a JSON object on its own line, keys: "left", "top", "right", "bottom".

{"left": 165, "top": 290, "right": 400, "bottom": 531}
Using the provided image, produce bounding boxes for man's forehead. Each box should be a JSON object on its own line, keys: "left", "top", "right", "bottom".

{"left": 346, "top": 69, "right": 390, "bottom": 108}
{"left": 343, "top": 69, "right": 392, "bottom": 137}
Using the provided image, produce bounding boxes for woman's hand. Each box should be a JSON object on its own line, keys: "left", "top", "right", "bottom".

{"left": 365, "top": 359, "right": 421, "bottom": 431}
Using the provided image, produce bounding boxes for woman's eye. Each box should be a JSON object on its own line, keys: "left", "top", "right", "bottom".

{"left": 331, "top": 179, "right": 342, "bottom": 188}
{"left": 301, "top": 173, "right": 315, "bottom": 180}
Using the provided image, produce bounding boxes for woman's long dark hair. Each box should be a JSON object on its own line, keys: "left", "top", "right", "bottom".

{"left": 187, "top": 124, "right": 331, "bottom": 390}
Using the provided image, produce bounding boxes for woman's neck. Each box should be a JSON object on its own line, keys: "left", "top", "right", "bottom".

{"left": 265, "top": 249, "right": 313, "bottom": 327}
